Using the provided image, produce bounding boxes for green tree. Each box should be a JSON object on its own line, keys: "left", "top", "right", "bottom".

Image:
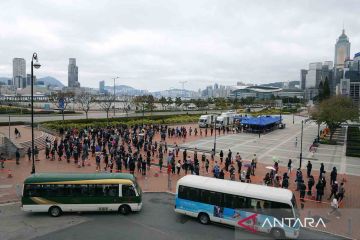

{"left": 146, "top": 95, "right": 156, "bottom": 112}
{"left": 193, "top": 98, "right": 207, "bottom": 109}
{"left": 132, "top": 95, "right": 145, "bottom": 111}
{"left": 318, "top": 81, "right": 324, "bottom": 102}
{"left": 167, "top": 97, "right": 173, "bottom": 109}
{"left": 323, "top": 77, "right": 331, "bottom": 100}
{"left": 159, "top": 96, "right": 167, "bottom": 110}
{"left": 311, "top": 96, "right": 358, "bottom": 141}
{"left": 214, "top": 97, "right": 227, "bottom": 109}
{"left": 175, "top": 97, "right": 182, "bottom": 107}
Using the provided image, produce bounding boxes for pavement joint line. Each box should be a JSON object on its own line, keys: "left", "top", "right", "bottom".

{"left": 258, "top": 123, "right": 314, "bottom": 162}
{"left": 0, "top": 201, "right": 20, "bottom": 206}
{"left": 303, "top": 226, "right": 353, "bottom": 240}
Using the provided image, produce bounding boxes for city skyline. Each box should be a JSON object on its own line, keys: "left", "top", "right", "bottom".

{"left": 0, "top": 0, "right": 359, "bottom": 91}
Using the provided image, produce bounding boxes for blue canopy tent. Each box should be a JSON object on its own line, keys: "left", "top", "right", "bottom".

{"left": 240, "top": 116, "right": 281, "bottom": 133}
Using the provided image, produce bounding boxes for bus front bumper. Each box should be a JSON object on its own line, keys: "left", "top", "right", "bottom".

{"left": 132, "top": 202, "right": 143, "bottom": 211}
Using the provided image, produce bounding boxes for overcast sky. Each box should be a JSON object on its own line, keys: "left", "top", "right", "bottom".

{"left": 0, "top": 0, "right": 359, "bottom": 91}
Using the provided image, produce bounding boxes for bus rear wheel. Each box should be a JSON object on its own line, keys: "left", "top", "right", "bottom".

{"left": 49, "top": 206, "right": 62, "bottom": 217}
{"left": 198, "top": 213, "right": 210, "bottom": 225}
{"left": 270, "top": 228, "right": 285, "bottom": 239}
{"left": 119, "top": 205, "right": 131, "bottom": 215}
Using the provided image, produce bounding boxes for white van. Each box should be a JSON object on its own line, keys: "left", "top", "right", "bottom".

{"left": 198, "top": 115, "right": 216, "bottom": 128}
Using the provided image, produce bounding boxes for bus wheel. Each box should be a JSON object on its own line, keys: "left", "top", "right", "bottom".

{"left": 198, "top": 213, "right": 210, "bottom": 225}
{"left": 49, "top": 206, "right": 62, "bottom": 217}
{"left": 119, "top": 205, "right": 131, "bottom": 215}
{"left": 270, "top": 228, "right": 284, "bottom": 239}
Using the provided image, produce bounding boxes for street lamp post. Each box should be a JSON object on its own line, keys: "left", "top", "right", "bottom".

{"left": 8, "top": 115, "right": 10, "bottom": 138}
{"left": 31, "top": 53, "right": 41, "bottom": 174}
{"left": 299, "top": 120, "right": 304, "bottom": 169}
{"left": 293, "top": 113, "right": 295, "bottom": 124}
{"left": 113, "top": 77, "right": 119, "bottom": 117}
{"left": 213, "top": 116, "right": 217, "bottom": 154}
{"left": 142, "top": 103, "right": 145, "bottom": 126}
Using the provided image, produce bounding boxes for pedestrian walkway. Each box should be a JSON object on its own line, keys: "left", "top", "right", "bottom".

{"left": 0, "top": 119, "right": 358, "bottom": 239}
{"left": 0, "top": 125, "right": 42, "bottom": 144}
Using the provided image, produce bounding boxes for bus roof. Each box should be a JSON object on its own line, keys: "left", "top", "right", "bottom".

{"left": 177, "top": 175, "right": 293, "bottom": 204}
{"left": 24, "top": 173, "right": 136, "bottom": 184}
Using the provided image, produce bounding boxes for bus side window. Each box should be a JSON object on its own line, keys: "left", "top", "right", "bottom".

{"left": 94, "top": 185, "right": 104, "bottom": 196}
{"left": 72, "top": 185, "right": 83, "bottom": 196}
{"left": 200, "top": 190, "right": 210, "bottom": 204}
{"left": 209, "top": 191, "right": 222, "bottom": 207}
{"left": 122, "top": 185, "right": 136, "bottom": 197}
{"left": 187, "top": 188, "right": 199, "bottom": 202}
{"left": 178, "top": 186, "right": 188, "bottom": 199}
{"left": 224, "top": 194, "right": 246, "bottom": 209}
{"left": 270, "top": 202, "right": 293, "bottom": 219}
{"left": 88, "top": 184, "right": 96, "bottom": 196}
{"left": 224, "top": 194, "right": 234, "bottom": 209}
{"left": 24, "top": 184, "right": 38, "bottom": 197}
{"left": 107, "top": 184, "right": 119, "bottom": 197}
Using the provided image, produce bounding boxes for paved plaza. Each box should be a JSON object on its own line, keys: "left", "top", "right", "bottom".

{"left": 181, "top": 115, "right": 359, "bottom": 176}
{"left": 0, "top": 117, "right": 359, "bottom": 239}
{"left": 0, "top": 193, "right": 350, "bottom": 240}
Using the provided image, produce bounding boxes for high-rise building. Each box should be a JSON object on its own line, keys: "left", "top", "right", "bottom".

{"left": 337, "top": 52, "right": 360, "bottom": 105}
{"left": 334, "top": 29, "right": 351, "bottom": 69}
{"left": 302, "top": 61, "right": 334, "bottom": 100}
{"left": 13, "top": 58, "right": 26, "bottom": 88}
{"left": 99, "top": 80, "right": 105, "bottom": 93}
{"left": 300, "top": 69, "right": 308, "bottom": 90}
{"left": 68, "top": 58, "right": 80, "bottom": 88}
{"left": 306, "top": 62, "right": 322, "bottom": 89}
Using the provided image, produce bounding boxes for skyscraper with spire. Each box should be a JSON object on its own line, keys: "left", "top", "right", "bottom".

{"left": 68, "top": 58, "right": 80, "bottom": 88}
{"left": 334, "top": 28, "right": 351, "bottom": 69}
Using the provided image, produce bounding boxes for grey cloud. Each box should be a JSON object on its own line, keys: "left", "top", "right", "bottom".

{"left": 0, "top": 0, "right": 359, "bottom": 91}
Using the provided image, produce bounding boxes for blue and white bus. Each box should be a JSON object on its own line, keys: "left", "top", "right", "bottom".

{"left": 175, "top": 175, "right": 299, "bottom": 239}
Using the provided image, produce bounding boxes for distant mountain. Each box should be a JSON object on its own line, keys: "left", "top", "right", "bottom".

{"left": 104, "top": 84, "right": 147, "bottom": 96}
{"left": 38, "top": 76, "right": 64, "bottom": 87}
{"left": 152, "top": 88, "right": 198, "bottom": 98}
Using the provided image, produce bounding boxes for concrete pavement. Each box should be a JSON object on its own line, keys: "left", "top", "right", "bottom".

{"left": 0, "top": 193, "right": 349, "bottom": 240}
{"left": 180, "top": 115, "right": 359, "bottom": 176}
{"left": 0, "top": 120, "right": 359, "bottom": 238}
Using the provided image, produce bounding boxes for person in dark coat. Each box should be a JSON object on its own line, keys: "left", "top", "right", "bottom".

{"left": 299, "top": 180, "right": 306, "bottom": 202}
{"left": 328, "top": 181, "right": 339, "bottom": 200}
{"left": 15, "top": 149, "right": 20, "bottom": 165}
{"left": 330, "top": 167, "right": 337, "bottom": 185}
{"left": 219, "top": 169, "right": 225, "bottom": 179}
{"left": 307, "top": 175, "right": 315, "bottom": 196}
{"left": 219, "top": 150, "right": 224, "bottom": 163}
{"left": 306, "top": 161, "right": 312, "bottom": 177}
{"left": 116, "top": 155, "right": 122, "bottom": 172}
{"left": 316, "top": 180, "right": 325, "bottom": 202}
{"left": 141, "top": 158, "right": 147, "bottom": 175}
{"left": 319, "top": 163, "right": 325, "bottom": 178}
{"left": 27, "top": 147, "right": 31, "bottom": 161}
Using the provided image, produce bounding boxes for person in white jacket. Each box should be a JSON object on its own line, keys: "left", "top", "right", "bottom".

{"left": 328, "top": 197, "right": 341, "bottom": 219}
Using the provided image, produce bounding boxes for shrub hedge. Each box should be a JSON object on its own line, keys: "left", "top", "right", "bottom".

{"left": 42, "top": 114, "right": 201, "bottom": 131}
{"left": 346, "top": 127, "right": 360, "bottom": 157}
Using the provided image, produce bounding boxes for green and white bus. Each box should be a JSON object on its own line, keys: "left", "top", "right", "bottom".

{"left": 21, "top": 173, "right": 142, "bottom": 217}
